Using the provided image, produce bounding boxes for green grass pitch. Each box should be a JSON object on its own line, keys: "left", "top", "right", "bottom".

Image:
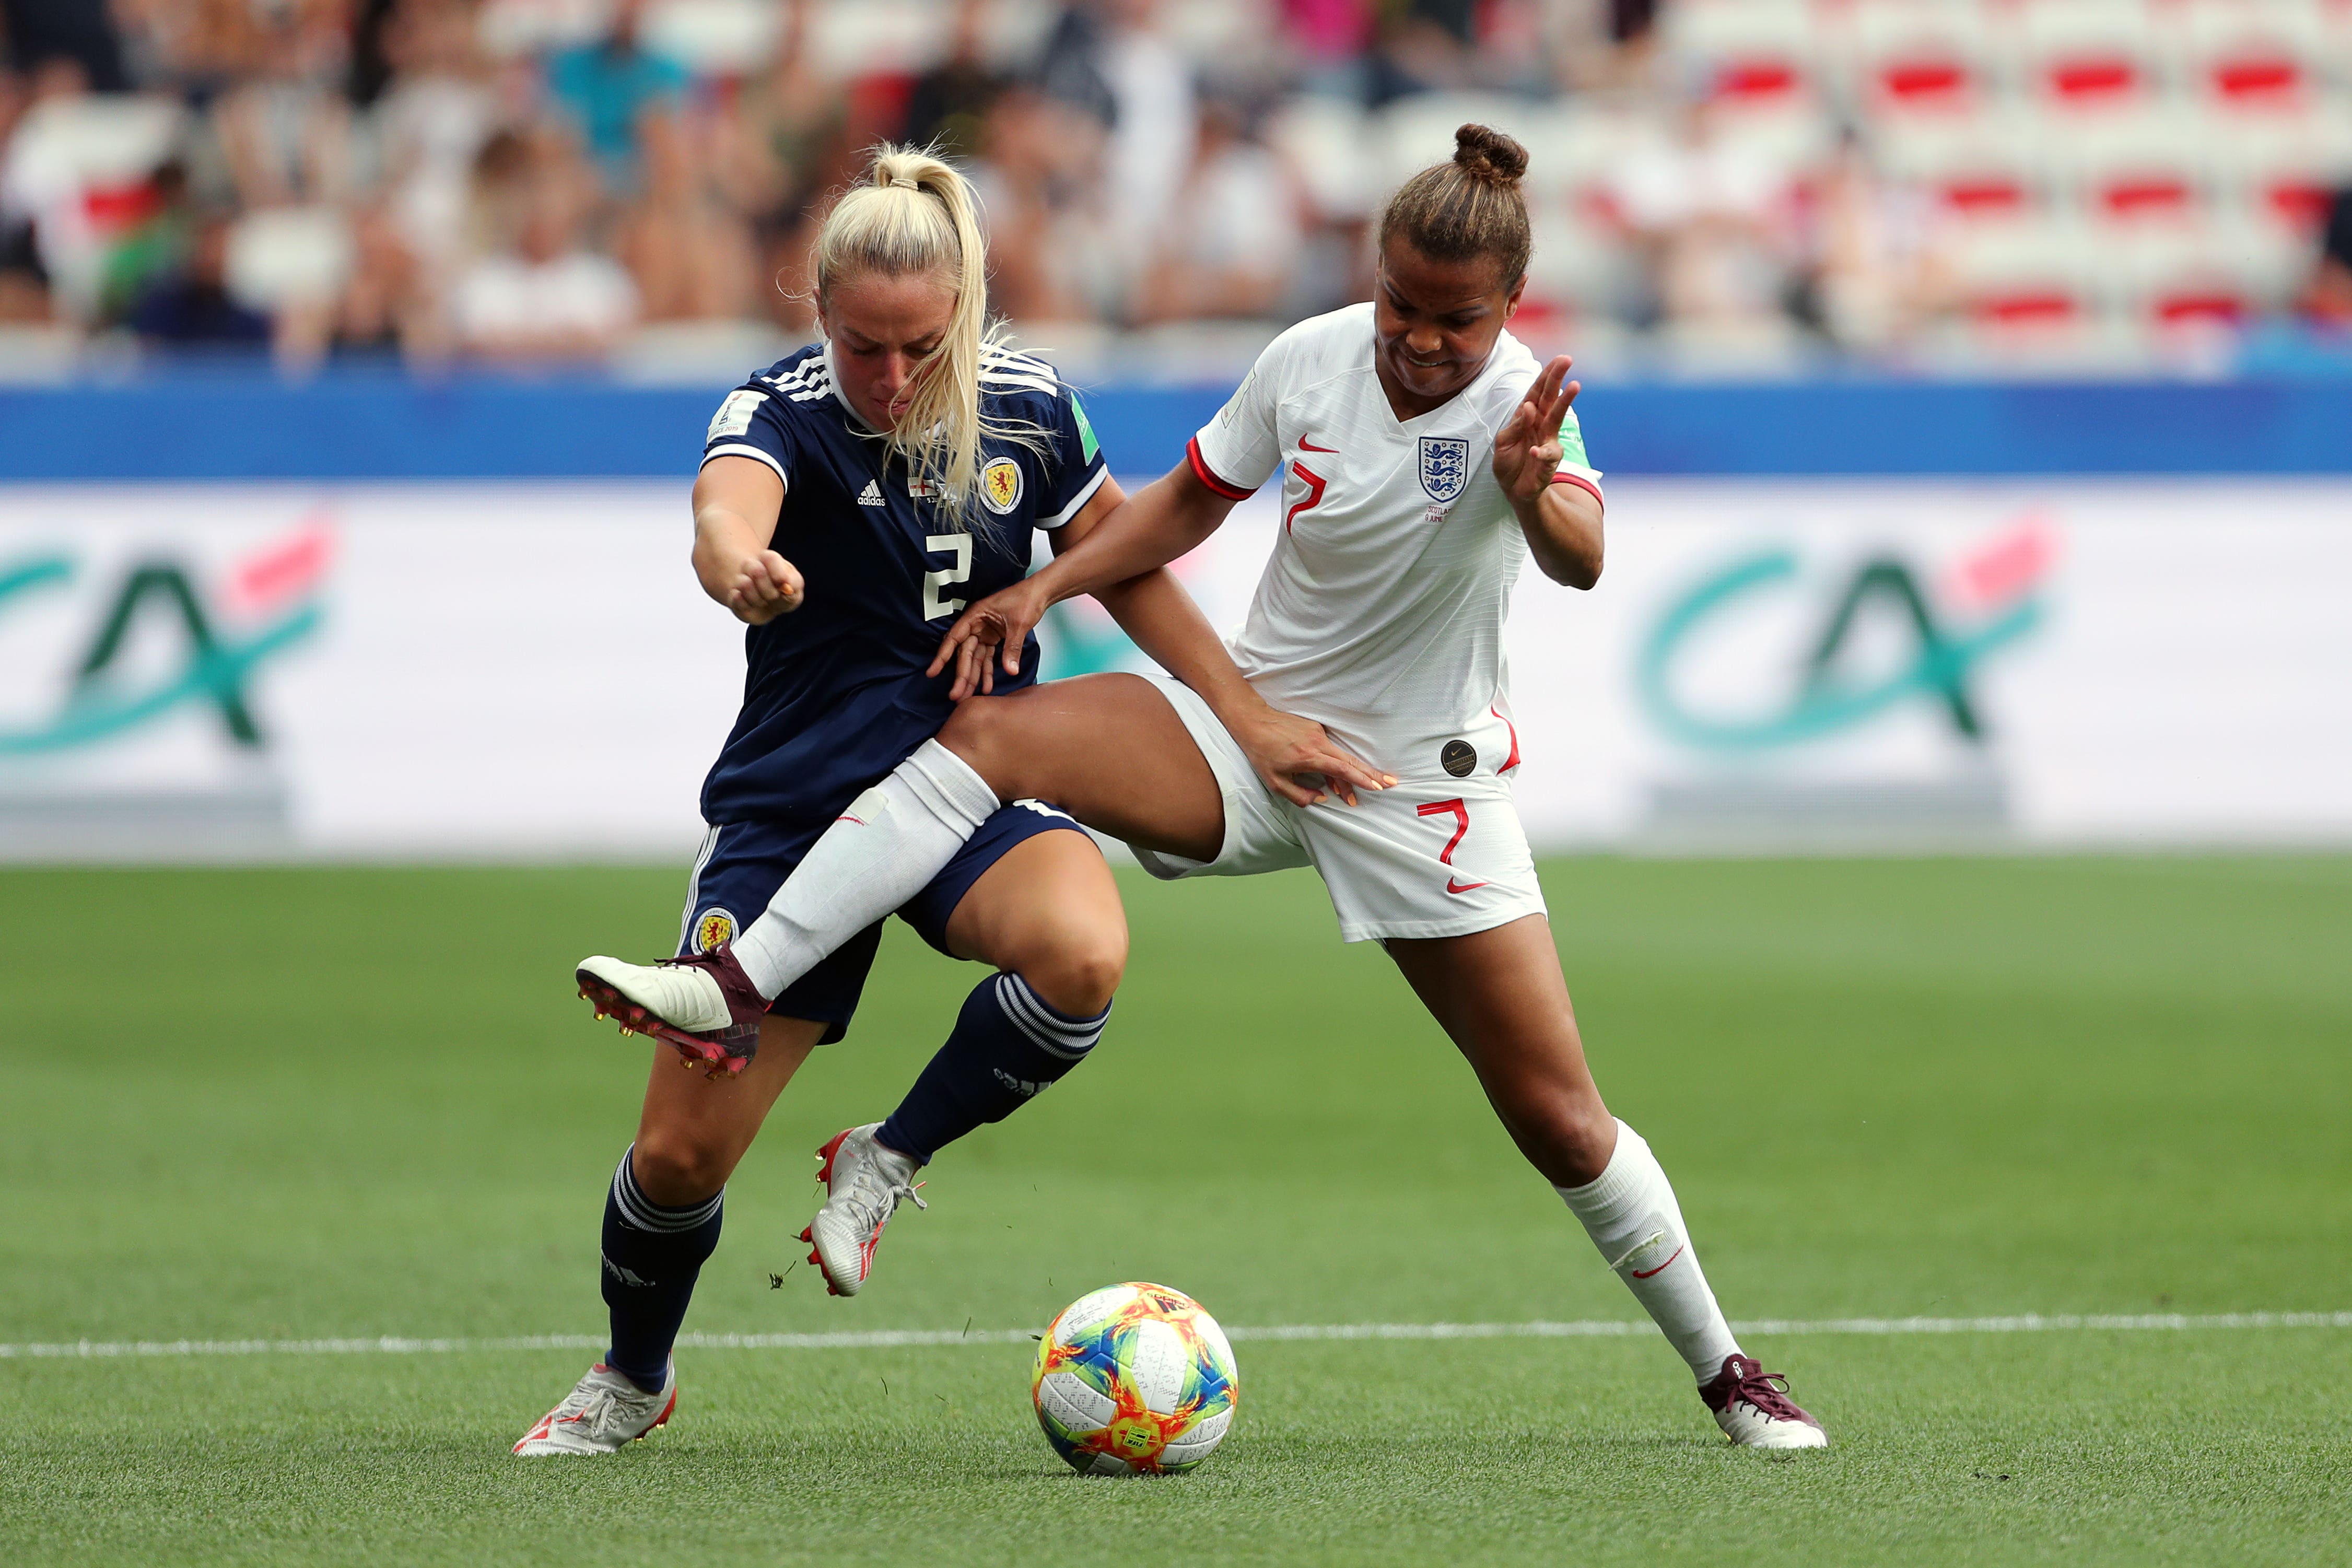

{"left": 3, "top": 857, "right": 2349, "bottom": 1565}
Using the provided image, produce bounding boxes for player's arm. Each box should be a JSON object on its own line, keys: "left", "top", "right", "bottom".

{"left": 691, "top": 454, "right": 804, "bottom": 624}
{"left": 1495, "top": 355, "right": 1605, "bottom": 590}
{"left": 935, "top": 471, "right": 1393, "bottom": 806}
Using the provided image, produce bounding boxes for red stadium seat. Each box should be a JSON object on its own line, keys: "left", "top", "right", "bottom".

{"left": 1848, "top": 0, "right": 1999, "bottom": 117}
{"left": 2012, "top": 0, "right": 2161, "bottom": 112}
{"left": 2175, "top": 0, "right": 2331, "bottom": 114}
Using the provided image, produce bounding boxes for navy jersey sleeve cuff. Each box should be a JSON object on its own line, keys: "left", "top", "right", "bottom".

{"left": 702, "top": 443, "right": 788, "bottom": 491}
{"left": 1040, "top": 464, "right": 1109, "bottom": 529}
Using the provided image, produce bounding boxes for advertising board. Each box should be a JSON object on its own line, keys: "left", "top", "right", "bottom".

{"left": 3, "top": 478, "right": 2347, "bottom": 859}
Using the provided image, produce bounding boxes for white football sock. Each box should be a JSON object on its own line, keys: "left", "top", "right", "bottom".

{"left": 1556, "top": 1120, "right": 1742, "bottom": 1382}
{"left": 731, "top": 740, "right": 1000, "bottom": 999}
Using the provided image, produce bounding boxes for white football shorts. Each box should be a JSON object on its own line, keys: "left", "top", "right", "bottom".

{"left": 1130, "top": 673, "right": 1547, "bottom": 943}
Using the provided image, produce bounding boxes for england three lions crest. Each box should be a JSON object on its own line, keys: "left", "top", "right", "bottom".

{"left": 1418, "top": 436, "right": 1470, "bottom": 504}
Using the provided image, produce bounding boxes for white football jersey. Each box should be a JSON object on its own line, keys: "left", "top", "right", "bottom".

{"left": 1187, "top": 303, "right": 1603, "bottom": 769}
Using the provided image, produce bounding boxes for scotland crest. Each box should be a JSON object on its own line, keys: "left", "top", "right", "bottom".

{"left": 1418, "top": 436, "right": 1470, "bottom": 504}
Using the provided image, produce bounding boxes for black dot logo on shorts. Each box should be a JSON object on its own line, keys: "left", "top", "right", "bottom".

{"left": 1441, "top": 740, "right": 1477, "bottom": 778}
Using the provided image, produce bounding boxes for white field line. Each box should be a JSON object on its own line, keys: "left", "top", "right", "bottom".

{"left": 4, "top": 1312, "right": 2349, "bottom": 1362}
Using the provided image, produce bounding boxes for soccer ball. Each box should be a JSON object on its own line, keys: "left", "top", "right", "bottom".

{"left": 1031, "top": 1282, "right": 1239, "bottom": 1475}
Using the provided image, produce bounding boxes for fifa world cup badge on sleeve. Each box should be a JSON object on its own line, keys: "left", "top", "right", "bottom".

{"left": 707, "top": 390, "right": 766, "bottom": 442}
{"left": 1418, "top": 436, "right": 1470, "bottom": 503}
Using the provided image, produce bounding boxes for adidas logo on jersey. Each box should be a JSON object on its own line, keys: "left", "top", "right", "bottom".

{"left": 856, "top": 480, "right": 884, "bottom": 506}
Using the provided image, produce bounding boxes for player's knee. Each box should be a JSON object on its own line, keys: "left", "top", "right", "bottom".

{"left": 939, "top": 697, "right": 1021, "bottom": 797}
{"left": 1540, "top": 1099, "right": 1618, "bottom": 1188}
{"left": 629, "top": 1132, "right": 730, "bottom": 1207}
{"left": 1018, "top": 922, "right": 1127, "bottom": 1019}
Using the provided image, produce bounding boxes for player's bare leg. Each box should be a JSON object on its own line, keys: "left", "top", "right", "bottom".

{"left": 1385, "top": 917, "right": 1827, "bottom": 1449}
{"left": 802, "top": 829, "right": 1131, "bottom": 1295}
{"left": 578, "top": 676, "right": 1218, "bottom": 1044}
{"left": 515, "top": 1015, "right": 817, "bottom": 1455}
{"left": 938, "top": 674, "right": 1226, "bottom": 862}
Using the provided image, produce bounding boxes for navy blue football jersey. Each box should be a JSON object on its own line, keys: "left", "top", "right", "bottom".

{"left": 696, "top": 342, "right": 1109, "bottom": 828}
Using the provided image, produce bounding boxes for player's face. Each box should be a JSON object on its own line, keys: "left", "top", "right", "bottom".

{"left": 1372, "top": 240, "right": 1525, "bottom": 411}
{"left": 820, "top": 268, "right": 959, "bottom": 431}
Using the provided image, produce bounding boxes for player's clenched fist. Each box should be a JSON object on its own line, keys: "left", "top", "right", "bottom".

{"left": 726, "top": 549, "right": 804, "bottom": 624}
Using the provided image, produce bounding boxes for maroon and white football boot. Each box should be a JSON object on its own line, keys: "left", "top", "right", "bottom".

{"left": 576, "top": 943, "right": 765, "bottom": 1078}
{"left": 1701, "top": 1353, "right": 1829, "bottom": 1448}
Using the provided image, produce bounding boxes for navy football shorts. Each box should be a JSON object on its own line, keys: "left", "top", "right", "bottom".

{"left": 674, "top": 800, "right": 1088, "bottom": 1044}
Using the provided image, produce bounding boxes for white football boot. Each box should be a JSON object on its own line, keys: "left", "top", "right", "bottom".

{"left": 512, "top": 1362, "right": 677, "bottom": 1455}
{"left": 799, "top": 1124, "right": 926, "bottom": 1297}
{"left": 1699, "top": 1353, "right": 1829, "bottom": 1449}
{"left": 576, "top": 944, "right": 765, "bottom": 1077}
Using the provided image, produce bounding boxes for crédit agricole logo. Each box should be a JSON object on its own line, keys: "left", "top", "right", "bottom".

{"left": 0, "top": 518, "right": 331, "bottom": 758}
{"left": 1639, "top": 517, "right": 2057, "bottom": 753}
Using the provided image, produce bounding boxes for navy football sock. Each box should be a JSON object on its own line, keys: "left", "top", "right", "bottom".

{"left": 600, "top": 1146, "right": 723, "bottom": 1393}
{"left": 877, "top": 973, "right": 1111, "bottom": 1164}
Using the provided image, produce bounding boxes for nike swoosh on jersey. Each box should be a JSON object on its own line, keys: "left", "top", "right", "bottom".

{"left": 1297, "top": 437, "right": 1339, "bottom": 452}
{"left": 1445, "top": 877, "right": 1489, "bottom": 894}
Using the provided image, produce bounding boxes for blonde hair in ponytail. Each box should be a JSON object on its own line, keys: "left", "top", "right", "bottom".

{"left": 813, "top": 144, "right": 1038, "bottom": 525}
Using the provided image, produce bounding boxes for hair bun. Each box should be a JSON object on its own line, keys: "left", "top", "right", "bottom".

{"left": 1452, "top": 123, "right": 1528, "bottom": 185}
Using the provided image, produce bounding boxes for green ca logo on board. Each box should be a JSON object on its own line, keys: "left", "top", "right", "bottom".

{"left": 1638, "top": 526, "right": 2054, "bottom": 752}
{"left": 0, "top": 526, "right": 329, "bottom": 757}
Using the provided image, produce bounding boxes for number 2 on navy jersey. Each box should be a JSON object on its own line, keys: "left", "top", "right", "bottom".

{"left": 923, "top": 533, "right": 973, "bottom": 619}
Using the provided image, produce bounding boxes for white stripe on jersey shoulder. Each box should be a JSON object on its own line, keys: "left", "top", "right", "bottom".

{"left": 1040, "top": 464, "right": 1109, "bottom": 529}
{"left": 979, "top": 371, "right": 1061, "bottom": 399}
{"left": 761, "top": 359, "right": 824, "bottom": 393}
{"left": 981, "top": 345, "right": 1056, "bottom": 376}
{"left": 701, "top": 443, "right": 788, "bottom": 489}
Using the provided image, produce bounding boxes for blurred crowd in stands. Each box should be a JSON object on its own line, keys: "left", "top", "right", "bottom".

{"left": 3, "top": 0, "right": 2350, "bottom": 378}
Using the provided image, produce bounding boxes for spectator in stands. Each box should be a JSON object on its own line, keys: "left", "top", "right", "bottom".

{"left": 720, "top": 0, "right": 847, "bottom": 333}
{"left": 0, "top": 0, "right": 128, "bottom": 92}
{"left": 1607, "top": 90, "right": 1796, "bottom": 338}
{"left": 453, "top": 125, "right": 637, "bottom": 360}
{"left": 214, "top": 0, "right": 356, "bottom": 211}
{"left": 965, "top": 81, "right": 1108, "bottom": 323}
{"left": 126, "top": 204, "right": 270, "bottom": 348}
{"left": 370, "top": 0, "right": 497, "bottom": 262}
{"left": 96, "top": 157, "right": 190, "bottom": 322}
{"left": 2304, "top": 186, "right": 2352, "bottom": 327}
{"left": 618, "top": 99, "right": 755, "bottom": 324}
{"left": 1804, "top": 130, "right": 1956, "bottom": 355}
{"left": 1036, "top": 0, "right": 1195, "bottom": 312}
{"left": 1280, "top": 0, "right": 1376, "bottom": 99}
{"left": 545, "top": 0, "right": 687, "bottom": 199}
{"left": 1129, "top": 90, "right": 1305, "bottom": 325}
{"left": 899, "top": 0, "right": 999, "bottom": 160}
{"left": 0, "top": 209, "right": 49, "bottom": 323}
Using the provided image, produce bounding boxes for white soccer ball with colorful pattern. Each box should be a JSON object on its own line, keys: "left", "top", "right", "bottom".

{"left": 1031, "top": 1282, "right": 1239, "bottom": 1475}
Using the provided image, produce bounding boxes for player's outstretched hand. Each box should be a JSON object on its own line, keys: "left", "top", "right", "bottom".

{"left": 727, "top": 549, "right": 804, "bottom": 624}
{"left": 1230, "top": 704, "right": 1396, "bottom": 809}
{"left": 1492, "top": 354, "right": 1579, "bottom": 511}
{"left": 929, "top": 577, "right": 1052, "bottom": 701}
